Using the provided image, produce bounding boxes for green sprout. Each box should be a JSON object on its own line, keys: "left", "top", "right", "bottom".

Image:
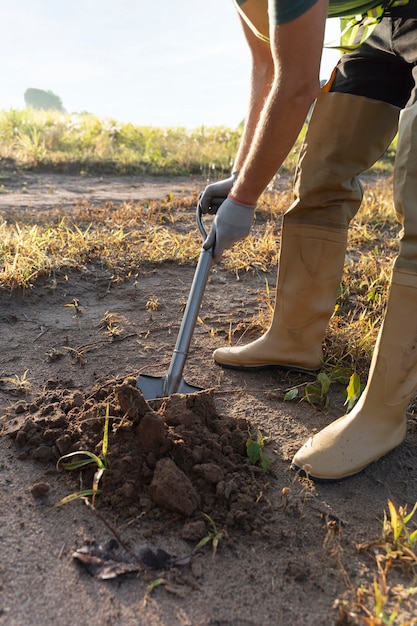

{"left": 246, "top": 430, "right": 271, "bottom": 472}
{"left": 55, "top": 404, "right": 111, "bottom": 507}
{"left": 194, "top": 514, "right": 227, "bottom": 560}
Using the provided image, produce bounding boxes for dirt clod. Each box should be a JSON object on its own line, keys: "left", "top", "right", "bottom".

{"left": 30, "top": 481, "right": 50, "bottom": 499}
{"left": 150, "top": 458, "right": 199, "bottom": 517}
{"left": 11, "top": 381, "right": 271, "bottom": 531}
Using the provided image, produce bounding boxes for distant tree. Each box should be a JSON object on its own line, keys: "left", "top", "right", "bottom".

{"left": 24, "top": 88, "right": 66, "bottom": 112}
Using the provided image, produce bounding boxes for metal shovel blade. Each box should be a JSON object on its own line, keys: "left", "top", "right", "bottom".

{"left": 136, "top": 206, "right": 213, "bottom": 401}
{"left": 136, "top": 373, "right": 203, "bottom": 401}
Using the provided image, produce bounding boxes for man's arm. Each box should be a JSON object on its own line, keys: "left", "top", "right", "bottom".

{"left": 198, "top": 4, "right": 273, "bottom": 215}
{"left": 232, "top": 0, "right": 329, "bottom": 204}
{"left": 233, "top": 5, "right": 274, "bottom": 171}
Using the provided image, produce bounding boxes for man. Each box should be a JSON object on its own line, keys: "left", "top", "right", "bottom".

{"left": 199, "top": 0, "right": 417, "bottom": 480}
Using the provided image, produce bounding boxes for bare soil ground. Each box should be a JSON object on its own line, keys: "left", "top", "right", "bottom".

{"left": 1, "top": 172, "right": 417, "bottom": 626}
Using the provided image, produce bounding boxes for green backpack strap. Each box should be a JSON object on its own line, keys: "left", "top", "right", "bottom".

{"left": 325, "top": 0, "right": 410, "bottom": 53}
{"left": 232, "top": 0, "right": 270, "bottom": 43}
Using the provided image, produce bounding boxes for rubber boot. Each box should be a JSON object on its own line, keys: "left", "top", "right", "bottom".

{"left": 214, "top": 223, "right": 347, "bottom": 372}
{"left": 214, "top": 92, "right": 400, "bottom": 371}
{"left": 292, "top": 102, "right": 417, "bottom": 480}
{"left": 291, "top": 269, "right": 417, "bottom": 480}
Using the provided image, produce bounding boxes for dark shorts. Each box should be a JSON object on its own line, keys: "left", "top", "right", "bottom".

{"left": 330, "top": 3, "right": 417, "bottom": 107}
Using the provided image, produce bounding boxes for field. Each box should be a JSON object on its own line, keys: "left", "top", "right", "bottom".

{"left": 1, "top": 111, "right": 417, "bottom": 626}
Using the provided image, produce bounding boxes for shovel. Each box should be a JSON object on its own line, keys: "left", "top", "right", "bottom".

{"left": 136, "top": 204, "right": 214, "bottom": 400}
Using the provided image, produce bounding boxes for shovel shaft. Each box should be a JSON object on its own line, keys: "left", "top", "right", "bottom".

{"left": 137, "top": 206, "right": 214, "bottom": 399}
{"left": 164, "top": 245, "right": 212, "bottom": 395}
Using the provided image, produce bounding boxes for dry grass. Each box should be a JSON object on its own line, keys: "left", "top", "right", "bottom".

{"left": 325, "top": 177, "right": 399, "bottom": 374}
{"left": 0, "top": 176, "right": 399, "bottom": 379}
{"left": 339, "top": 499, "right": 417, "bottom": 625}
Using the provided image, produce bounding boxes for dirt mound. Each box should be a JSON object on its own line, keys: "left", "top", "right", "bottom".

{"left": 10, "top": 378, "right": 272, "bottom": 537}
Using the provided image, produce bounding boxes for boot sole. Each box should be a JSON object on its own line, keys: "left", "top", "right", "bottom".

{"left": 290, "top": 461, "right": 366, "bottom": 483}
{"left": 214, "top": 360, "right": 320, "bottom": 375}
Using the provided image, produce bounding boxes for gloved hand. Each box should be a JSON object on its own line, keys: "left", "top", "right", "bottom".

{"left": 198, "top": 172, "right": 238, "bottom": 214}
{"left": 203, "top": 195, "right": 256, "bottom": 263}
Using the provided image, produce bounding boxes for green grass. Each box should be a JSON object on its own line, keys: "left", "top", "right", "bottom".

{"left": 0, "top": 107, "right": 396, "bottom": 177}
{"left": 0, "top": 107, "right": 243, "bottom": 176}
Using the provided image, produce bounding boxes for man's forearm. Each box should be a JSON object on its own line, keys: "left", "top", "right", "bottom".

{"left": 232, "top": 79, "right": 318, "bottom": 204}
{"left": 231, "top": 11, "right": 274, "bottom": 173}
{"left": 233, "top": 55, "right": 274, "bottom": 172}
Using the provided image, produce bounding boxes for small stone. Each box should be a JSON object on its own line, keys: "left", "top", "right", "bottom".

{"left": 15, "top": 431, "right": 27, "bottom": 446}
{"left": 55, "top": 434, "right": 72, "bottom": 455}
{"left": 193, "top": 463, "right": 224, "bottom": 484}
{"left": 14, "top": 402, "right": 27, "bottom": 414}
{"left": 181, "top": 520, "right": 207, "bottom": 542}
{"left": 32, "top": 444, "right": 54, "bottom": 462}
{"left": 30, "top": 482, "right": 50, "bottom": 499}
{"left": 72, "top": 393, "right": 84, "bottom": 407}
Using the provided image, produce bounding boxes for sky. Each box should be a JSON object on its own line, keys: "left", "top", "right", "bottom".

{"left": 0, "top": 1, "right": 341, "bottom": 128}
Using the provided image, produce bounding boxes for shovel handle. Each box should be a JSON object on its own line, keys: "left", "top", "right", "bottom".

{"left": 196, "top": 204, "right": 209, "bottom": 241}
{"left": 196, "top": 198, "right": 224, "bottom": 243}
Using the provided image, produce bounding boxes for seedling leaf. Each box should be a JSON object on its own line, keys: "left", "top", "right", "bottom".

{"left": 54, "top": 489, "right": 99, "bottom": 507}
{"left": 55, "top": 407, "right": 111, "bottom": 507}
{"left": 246, "top": 431, "right": 271, "bottom": 472}
{"left": 388, "top": 499, "right": 400, "bottom": 541}
{"left": 317, "top": 372, "right": 331, "bottom": 396}
{"left": 345, "top": 372, "right": 361, "bottom": 412}
{"left": 57, "top": 450, "right": 105, "bottom": 471}
{"left": 102, "top": 405, "right": 110, "bottom": 460}
{"left": 328, "top": 366, "right": 352, "bottom": 385}
{"left": 304, "top": 384, "right": 323, "bottom": 406}
{"left": 284, "top": 388, "right": 299, "bottom": 402}
{"left": 195, "top": 514, "right": 226, "bottom": 560}
{"left": 260, "top": 453, "right": 271, "bottom": 473}
{"left": 59, "top": 457, "right": 99, "bottom": 471}
{"left": 194, "top": 535, "right": 213, "bottom": 551}
{"left": 246, "top": 438, "right": 261, "bottom": 465}
{"left": 403, "top": 501, "right": 417, "bottom": 525}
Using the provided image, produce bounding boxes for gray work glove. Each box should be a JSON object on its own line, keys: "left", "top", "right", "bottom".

{"left": 198, "top": 172, "right": 238, "bottom": 214}
{"left": 203, "top": 196, "right": 256, "bottom": 263}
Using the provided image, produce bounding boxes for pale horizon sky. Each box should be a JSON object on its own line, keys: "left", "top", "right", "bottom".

{"left": 0, "top": 1, "right": 341, "bottom": 128}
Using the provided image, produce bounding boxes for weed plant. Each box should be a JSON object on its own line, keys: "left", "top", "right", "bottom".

{"left": 344, "top": 499, "right": 417, "bottom": 624}
{"left": 55, "top": 404, "right": 111, "bottom": 507}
